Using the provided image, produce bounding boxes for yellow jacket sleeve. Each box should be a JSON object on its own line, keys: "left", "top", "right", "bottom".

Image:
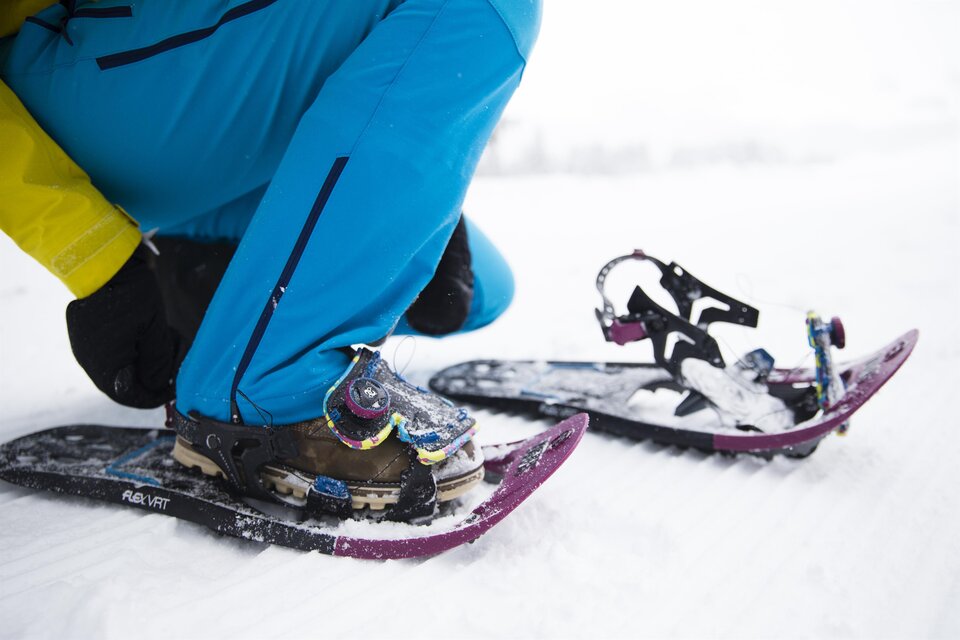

{"left": 0, "top": 80, "right": 142, "bottom": 298}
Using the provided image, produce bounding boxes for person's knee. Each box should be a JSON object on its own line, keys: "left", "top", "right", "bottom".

{"left": 483, "top": 0, "right": 542, "bottom": 62}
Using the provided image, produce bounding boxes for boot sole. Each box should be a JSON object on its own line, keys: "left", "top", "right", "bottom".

{"left": 171, "top": 437, "right": 483, "bottom": 512}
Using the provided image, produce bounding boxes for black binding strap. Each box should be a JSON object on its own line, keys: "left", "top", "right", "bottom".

{"left": 645, "top": 256, "right": 758, "bottom": 328}
{"left": 171, "top": 412, "right": 298, "bottom": 503}
{"left": 386, "top": 450, "right": 438, "bottom": 524}
{"left": 305, "top": 480, "right": 354, "bottom": 520}
{"left": 625, "top": 285, "right": 726, "bottom": 375}
{"left": 596, "top": 251, "right": 760, "bottom": 376}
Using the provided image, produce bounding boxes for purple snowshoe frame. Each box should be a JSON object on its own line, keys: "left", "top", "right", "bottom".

{"left": 713, "top": 330, "right": 916, "bottom": 452}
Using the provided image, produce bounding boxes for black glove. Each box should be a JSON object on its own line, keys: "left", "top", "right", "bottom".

{"left": 66, "top": 245, "right": 182, "bottom": 408}
{"left": 406, "top": 216, "right": 474, "bottom": 335}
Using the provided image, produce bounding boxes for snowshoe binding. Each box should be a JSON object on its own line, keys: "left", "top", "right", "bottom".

{"left": 594, "top": 249, "right": 817, "bottom": 434}
{"left": 171, "top": 347, "right": 483, "bottom": 523}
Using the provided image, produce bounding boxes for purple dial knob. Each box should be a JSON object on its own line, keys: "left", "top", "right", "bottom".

{"left": 345, "top": 378, "right": 390, "bottom": 420}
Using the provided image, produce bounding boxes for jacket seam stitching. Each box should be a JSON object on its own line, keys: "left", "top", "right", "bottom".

{"left": 482, "top": 0, "right": 527, "bottom": 62}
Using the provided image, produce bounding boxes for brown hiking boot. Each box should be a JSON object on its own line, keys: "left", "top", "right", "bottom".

{"left": 171, "top": 348, "right": 483, "bottom": 521}
{"left": 171, "top": 432, "right": 483, "bottom": 511}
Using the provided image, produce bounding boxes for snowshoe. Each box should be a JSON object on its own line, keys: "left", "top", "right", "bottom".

{"left": 0, "top": 414, "right": 588, "bottom": 559}
{"left": 430, "top": 250, "right": 917, "bottom": 457}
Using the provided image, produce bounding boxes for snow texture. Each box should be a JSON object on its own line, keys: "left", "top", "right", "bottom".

{"left": 1, "top": 1, "right": 958, "bottom": 638}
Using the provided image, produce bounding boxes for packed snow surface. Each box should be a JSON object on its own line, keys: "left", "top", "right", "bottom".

{"left": 1, "top": 1, "right": 958, "bottom": 638}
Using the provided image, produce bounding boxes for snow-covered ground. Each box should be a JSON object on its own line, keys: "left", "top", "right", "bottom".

{"left": 1, "top": 1, "right": 958, "bottom": 638}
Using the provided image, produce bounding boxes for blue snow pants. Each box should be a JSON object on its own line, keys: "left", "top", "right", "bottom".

{"left": 1, "top": 0, "right": 538, "bottom": 424}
